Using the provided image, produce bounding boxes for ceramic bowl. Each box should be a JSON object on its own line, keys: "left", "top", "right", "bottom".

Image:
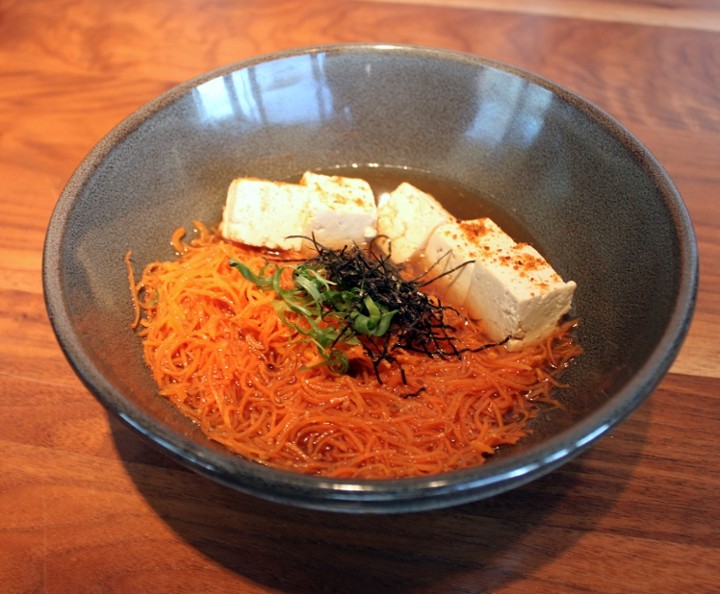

{"left": 43, "top": 44, "right": 697, "bottom": 513}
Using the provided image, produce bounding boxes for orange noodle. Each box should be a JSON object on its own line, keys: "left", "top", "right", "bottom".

{"left": 128, "top": 221, "right": 581, "bottom": 479}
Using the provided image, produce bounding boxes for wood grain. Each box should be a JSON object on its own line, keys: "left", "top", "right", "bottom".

{"left": 366, "top": 0, "right": 720, "bottom": 31}
{"left": 1, "top": 0, "right": 718, "bottom": 592}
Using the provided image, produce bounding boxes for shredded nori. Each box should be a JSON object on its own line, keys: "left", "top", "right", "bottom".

{"left": 299, "top": 235, "right": 508, "bottom": 383}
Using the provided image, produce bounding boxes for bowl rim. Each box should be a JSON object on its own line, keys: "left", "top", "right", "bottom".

{"left": 43, "top": 42, "right": 699, "bottom": 513}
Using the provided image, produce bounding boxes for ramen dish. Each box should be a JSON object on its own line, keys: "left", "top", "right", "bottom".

{"left": 127, "top": 172, "right": 581, "bottom": 479}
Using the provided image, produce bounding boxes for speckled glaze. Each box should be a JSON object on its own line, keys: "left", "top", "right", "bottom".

{"left": 43, "top": 44, "right": 697, "bottom": 513}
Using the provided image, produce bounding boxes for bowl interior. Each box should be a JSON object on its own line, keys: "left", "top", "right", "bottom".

{"left": 44, "top": 45, "right": 697, "bottom": 512}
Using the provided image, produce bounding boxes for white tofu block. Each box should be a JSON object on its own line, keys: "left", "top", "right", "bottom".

{"left": 424, "top": 219, "right": 484, "bottom": 307}
{"left": 220, "top": 178, "right": 311, "bottom": 251}
{"left": 299, "top": 172, "right": 378, "bottom": 249}
{"left": 424, "top": 218, "right": 576, "bottom": 350}
{"left": 376, "top": 182, "right": 455, "bottom": 264}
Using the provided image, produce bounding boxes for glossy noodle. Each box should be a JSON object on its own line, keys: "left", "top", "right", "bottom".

{"left": 127, "top": 221, "right": 581, "bottom": 479}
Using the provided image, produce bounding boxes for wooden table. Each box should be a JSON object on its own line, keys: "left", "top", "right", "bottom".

{"left": 2, "top": 1, "right": 718, "bottom": 592}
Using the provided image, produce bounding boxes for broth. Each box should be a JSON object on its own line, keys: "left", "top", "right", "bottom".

{"left": 317, "top": 164, "right": 537, "bottom": 245}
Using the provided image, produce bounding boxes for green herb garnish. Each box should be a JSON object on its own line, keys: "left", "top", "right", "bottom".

{"left": 229, "top": 255, "right": 397, "bottom": 374}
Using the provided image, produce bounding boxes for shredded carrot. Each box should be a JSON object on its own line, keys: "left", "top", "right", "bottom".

{"left": 129, "top": 225, "right": 582, "bottom": 479}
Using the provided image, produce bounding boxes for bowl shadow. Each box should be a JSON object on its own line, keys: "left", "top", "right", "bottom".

{"left": 109, "top": 398, "right": 650, "bottom": 593}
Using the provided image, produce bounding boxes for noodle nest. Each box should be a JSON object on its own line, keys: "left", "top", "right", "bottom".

{"left": 128, "top": 222, "right": 581, "bottom": 479}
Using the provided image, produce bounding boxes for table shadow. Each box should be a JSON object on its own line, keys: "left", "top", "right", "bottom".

{"left": 110, "top": 401, "right": 650, "bottom": 593}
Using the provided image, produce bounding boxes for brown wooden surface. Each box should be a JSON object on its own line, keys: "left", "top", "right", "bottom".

{"left": 1, "top": 1, "right": 719, "bottom": 592}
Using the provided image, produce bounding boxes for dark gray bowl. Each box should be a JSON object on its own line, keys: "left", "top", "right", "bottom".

{"left": 43, "top": 44, "right": 697, "bottom": 513}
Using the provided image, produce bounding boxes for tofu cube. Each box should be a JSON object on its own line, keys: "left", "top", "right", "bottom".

{"left": 220, "top": 172, "right": 379, "bottom": 252}
{"left": 424, "top": 218, "right": 576, "bottom": 350}
{"left": 299, "top": 172, "right": 378, "bottom": 249}
{"left": 376, "top": 182, "right": 455, "bottom": 264}
{"left": 424, "top": 219, "right": 485, "bottom": 307}
{"left": 220, "top": 177, "right": 311, "bottom": 251}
